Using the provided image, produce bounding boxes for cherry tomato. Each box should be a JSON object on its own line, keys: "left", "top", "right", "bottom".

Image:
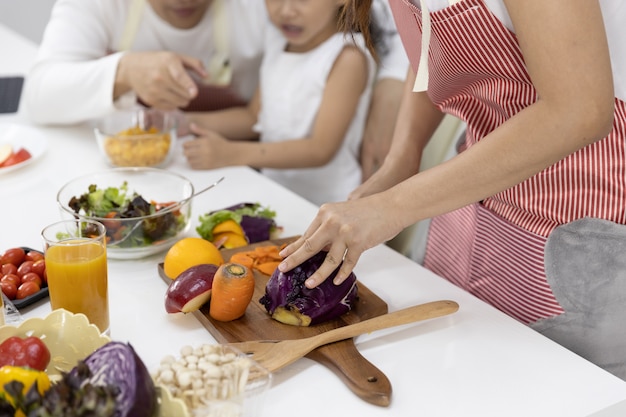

{"left": 16, "top": 281, "right": 40, "bottom": 299}
{"left": 16, "top": 260, "right": 34, "bottom": 278}
{"left": 1, "top": 273, "right": 21, "bottom": 287}
{"left": 0, "top": 148, "right": 31, "bottom": 168}
{"left": 21, "top": 272, "right": 42, "bottom": 288}
{"left": 0, "top": 281, "right": 17, "bottom": 300}
{"left": 31, "top": 259, "right": 46, "bottom": 279}
{"left": 1, "top": 263, "right": 17, "bottom": 276}
{"left": 1, "top": 248, "right": 25, "bottom": 267}
{"left": 24, "top": 250, "right": 44, "bottom": 263}
{"left": 42, "top": 269, "right": 48, "bottom": 285}
{"left": 0, "top": 336, "right": 51, "bottom": 371}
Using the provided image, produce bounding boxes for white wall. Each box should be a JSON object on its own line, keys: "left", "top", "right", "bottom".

{"left": 0, "top": 0, "right": 56, "bottom": 44}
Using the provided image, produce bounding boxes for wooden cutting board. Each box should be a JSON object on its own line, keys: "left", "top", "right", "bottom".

{"left": 158, "top": 237, "right": 393, "bottom": 406}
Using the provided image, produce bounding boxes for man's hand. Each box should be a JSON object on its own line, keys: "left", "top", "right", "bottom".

{"left": 114, "top": 51, "right": 207, "bottom": 109}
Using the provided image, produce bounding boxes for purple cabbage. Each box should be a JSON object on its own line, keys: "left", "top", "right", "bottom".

{"left": 73, "top": 341, "right": 156, "bottom": 417}
{"left": 239, "top": 214, "right": 274, "bottom": 243}
{"left": 259, "top": 251, "right": 358, "bottom": 326}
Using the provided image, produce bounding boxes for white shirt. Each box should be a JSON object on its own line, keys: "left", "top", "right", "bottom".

{"left": 257, "top": 30, "right": 376, "bottom": 206}
{"left": 22, "top": 0, "right": 408, "bottom": 125}
{"left": 22, "top": 0, "right": 267, "bottom": 125}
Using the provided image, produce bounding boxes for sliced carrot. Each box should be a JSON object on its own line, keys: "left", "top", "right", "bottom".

{"left": 255, "top": 261, "right": 280, "bottom": 276}
{"left": 209, "top": 263, "right": 255, "bottom": 322}
{"left": 229, "top": 252, "right": 255, "bottom": 269}
{"left": 227, "top": 244, "right": 285, "bottom": 276}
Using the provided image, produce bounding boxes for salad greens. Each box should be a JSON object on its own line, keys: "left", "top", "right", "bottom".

{"left": 67, "top": 182, "right": 186, "bottom": 248}
{"left": 68, "top": 182, "right": 132, "bottom": 218}
{"left": 196, "top": 202, "right": 277, "bottom": 243}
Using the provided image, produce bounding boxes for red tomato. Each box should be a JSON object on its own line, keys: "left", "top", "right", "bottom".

{"left": 31, "top": 259, "right": 46, "bottom": 279}
{"left": 0, "top": 281, "right": 17, "bottom": 300}
{"left": 21, "top": 272, "right": 42, "bottom": 288}
{"left": 16, "top": 281, "right": 40, "bottom": 299}
{"left": 16, "top": 260, "right": 34, "bottom": 277}
{"left": 1, "top": 263, "right": 17, "bottom": 276}
{"left": 0, "top": 148, "right": 31, "bottom": 168}
{"left": 1, "top": 273, "right": 21, "bottom": 287}
{"left": 24, "top": 250, "right": 44, "bottom": 263}
{"left": 0, "top": 336, "right": 51, "bottom": 371}
{"left": 1, "top": 248, "right": 25, "bottom": 266}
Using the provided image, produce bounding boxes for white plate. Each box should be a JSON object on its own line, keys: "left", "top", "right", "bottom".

{"left": 0, "top": 123, "right": 48, "bottom": 174}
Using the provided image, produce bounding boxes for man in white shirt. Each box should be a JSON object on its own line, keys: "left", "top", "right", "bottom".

{"left": 23, "top": 0, "right": 407, "bottom": 179}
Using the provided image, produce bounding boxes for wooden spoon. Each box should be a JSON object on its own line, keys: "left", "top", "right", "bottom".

{"left": 227, "top": 299, "right": 459, "bottom": 372}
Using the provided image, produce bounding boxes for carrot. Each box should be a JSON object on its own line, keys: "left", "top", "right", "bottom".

{"left": 229, "top": 252, "right": 255, "bottom": 269}
{"left": 227, "top": 244, "right": 286, "bottom": 276}
{"left": 209, "top": 263, "right": 255, "bottom": 322}
{"left": 255, "top": 261, "right": 280, "bottom": 276}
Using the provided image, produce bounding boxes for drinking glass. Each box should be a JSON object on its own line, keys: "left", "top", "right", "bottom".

{"left": 42, "top": 219, "right": 110, "bottom": 334}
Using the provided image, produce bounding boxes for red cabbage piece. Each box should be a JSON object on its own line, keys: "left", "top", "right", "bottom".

{"left": 73, "top": 341, "right": 156, "bottom": 417}
{"left": 259, "top": 251, "right": 358, "bottom": 326}
{"left": 239, "top": 214, "right": 274, "bottom": 243}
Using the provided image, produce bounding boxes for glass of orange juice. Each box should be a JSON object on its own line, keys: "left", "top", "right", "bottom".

{"left": 42, "top": 219, "right": 109, "bottom": 335}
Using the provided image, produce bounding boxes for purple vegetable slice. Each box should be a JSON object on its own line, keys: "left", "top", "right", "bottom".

{"left": 74, "top": 341, "right": 157, "bottom": 417}
{"left": 259, "top": 251, "right": 358, "bottom": 326}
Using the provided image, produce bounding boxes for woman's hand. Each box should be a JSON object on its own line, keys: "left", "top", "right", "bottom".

{"left": 278, "top": 194, "right": 403, "bottom": 289}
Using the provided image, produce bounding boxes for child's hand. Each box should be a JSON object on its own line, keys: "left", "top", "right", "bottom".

{"left": 182, "top": 124, "right": 231, "bottom": 169}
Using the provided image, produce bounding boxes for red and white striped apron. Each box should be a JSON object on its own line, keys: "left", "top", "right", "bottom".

{"left": 388, "top": 0, "right": 626, "bottom": 324}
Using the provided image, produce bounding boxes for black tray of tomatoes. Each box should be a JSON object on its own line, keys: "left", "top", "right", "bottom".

{"left": 0, "top": 247, "right": 49, "bottom": 309}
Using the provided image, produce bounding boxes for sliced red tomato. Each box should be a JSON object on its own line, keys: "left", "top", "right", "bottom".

{"left": 0, "top": 148, "right": 32, "bottom": 168}
{"left": 0, "top": 336, "right": 51, "bottom": 371}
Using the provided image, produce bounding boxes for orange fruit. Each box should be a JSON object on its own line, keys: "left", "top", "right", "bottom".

{"left": 163, "top": 237, "right": 224, "bottom": 279}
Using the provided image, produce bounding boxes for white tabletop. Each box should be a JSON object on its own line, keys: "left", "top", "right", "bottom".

{"left": 1, "top": 23, "right": 626, "bottom": 417}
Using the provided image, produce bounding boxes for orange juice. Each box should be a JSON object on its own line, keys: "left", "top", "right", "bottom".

{"left": 45, "top": 240, "right": 109, "bottom": 333}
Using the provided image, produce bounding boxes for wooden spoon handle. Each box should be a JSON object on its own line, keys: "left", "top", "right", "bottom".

{"left": 310, "top": 300, "right": 459, "bottom": 348}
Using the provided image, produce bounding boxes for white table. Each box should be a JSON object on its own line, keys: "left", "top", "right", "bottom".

{"left": 2, "top": 23, "right": 626, "bottom": 417}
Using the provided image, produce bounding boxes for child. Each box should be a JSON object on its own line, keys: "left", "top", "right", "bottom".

{"left": 182, "top": 0, "right": 376, "bottom": 206}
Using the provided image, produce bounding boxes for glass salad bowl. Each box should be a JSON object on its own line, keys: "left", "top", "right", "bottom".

{"left": 56, "top": 167, "right": 194, "bottom": 260}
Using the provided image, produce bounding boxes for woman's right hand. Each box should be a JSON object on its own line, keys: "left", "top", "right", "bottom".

{"left": 278, "top": 193, "right": 404, "bottom": 289}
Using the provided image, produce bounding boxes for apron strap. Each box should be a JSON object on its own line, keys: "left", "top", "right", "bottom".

{"left": 206, "top": 0, "right": 232, "bottom": 86}
{"left": 413, "top": 0, "right": 463, "bottom": 92}
{"left": 119, "top": 0, "right": 146, "bottom": 51}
